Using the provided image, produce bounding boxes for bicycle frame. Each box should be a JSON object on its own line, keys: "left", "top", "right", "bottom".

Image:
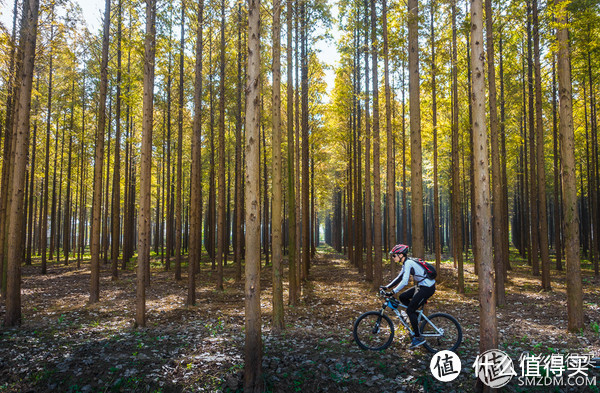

{"left": 380, "top": 298, "right": 444, "bottom": 338}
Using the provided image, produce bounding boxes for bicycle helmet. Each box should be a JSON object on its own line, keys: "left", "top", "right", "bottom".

{"left": 390, "top": 244, "right": 409, "bottom": 256}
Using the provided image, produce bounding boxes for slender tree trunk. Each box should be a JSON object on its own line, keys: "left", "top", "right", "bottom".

{"left": 137, "top": 0, "right": 156, "bottom": 327}
{"left": 408, "top": 0, "right": 424, "bottom": 259}
{"left": 244, "top": 0, "right": 263, "bottom": 389}
{"left": 0, "top": 0, "right": 21, "bottom": 293}
{"left": 4, "top": 0, "right": 39, "bottom": 326}
{"left": 451, "top": 0, "right": 463, "bottom": 293}
{"left": 485, "top": 0, "right": 506, "bottom": 304}
{"left": 111, "top": 0, "right": 123, "bottom": 280}
{"left": 175, "top": 0, "right": 185, "bottom": 281}
{"left": 526, "top": 0, "right": 540, "bottom": 277}
{"left": 383, "top": 0, "right": 395, "bottom": 264}
{"left": 216, "top": 0, "right": 227, "bottom": 291}
{"left": 430, "top": 0, "right": 440, "bottom": 270}
{"left": 234, "top": 1, "right": 244, "bottom": 283}
{"left": 188, "top": 0, "right": 204, "bottom": 306}
{"left": 552, "top": 53, "right": 562, "bottom": 271}
{"left": 532, "top": 0, "right": 551, "bottom": 289}
{"left": 287, "top": 0, "right": 298, "bottom": 304}
{"left": 470, "top": 2, "right": 498, "bottom": 389}
{"left": 555, "top": 0, "right": 583, "bottom": 332}
{"left": 26, "top": 78, "right": 39, "bottom": 266}
{"left": 364, "top": 0, "right": 373, "bottom": 281}
{"left": 64, "top": 95, "right": 74, "bottom": 265}
{"left": 301, "top": 0, "right": 310, "bottom": 280}
{"left": 371, "top": 0, "right": 382, "bottom": 289}
{"left": 272, "top": 0, "right": 284, "bottom": 333}
{"left": 90, "top": 0, "right": 111, "bottom": 303}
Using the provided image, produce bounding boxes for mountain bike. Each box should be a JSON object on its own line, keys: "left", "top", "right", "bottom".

{"left": 353, "top": 289, "right": 462, "bottom": 353}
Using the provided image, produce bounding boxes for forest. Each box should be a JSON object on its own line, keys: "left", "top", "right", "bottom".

{"left": 0, "top": 0, "right": 599, "bottom": 391}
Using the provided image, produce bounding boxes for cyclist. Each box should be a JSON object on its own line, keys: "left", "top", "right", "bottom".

{"left": 380, "top": 244, "right": 436, "bottom": 349}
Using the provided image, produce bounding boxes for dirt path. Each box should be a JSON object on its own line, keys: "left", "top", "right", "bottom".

{"left": 1, "top": 249, "right": 599, "bottom": 392}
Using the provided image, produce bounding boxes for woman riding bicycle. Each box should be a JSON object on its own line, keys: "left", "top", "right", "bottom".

{"left": 380, "top": 244, "right": 436, "bottom": 349}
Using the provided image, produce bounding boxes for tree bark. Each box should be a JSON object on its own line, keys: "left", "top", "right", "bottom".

{"left": 430, "top": 0, "right": 440, "bottom": 270}
{"left": 364, "top": 0, "right": 373, "bottom": 281}
{"left": 408, "top": 0, "right": 424, "bottom": 259}
{"left": 244, "top": 0, "right": 263, "bottom": 389}
{"left": 451, "top": 0, "right": 463, "bottom": 293}
{"left": 111, "top": 0, "right": 123, "bottom": 280}
{"left": 470, "top": 1, "right": 498, "bottom": 385}
{"left": 485, "top": 0, "right": 506, "bottom": 304}
{"left": 216, "top": 0, "right": 226, "bottom": 290}
{"left": 370, "top": 0, "right": 382, "bottom": 289}
{"left": 383, "top": 0, "right": 395, "bottom": 264}
{"left": 137, "top": 0, "right": 156, "bottom": 327}
{"left": 301, "top": 0, "right": 310, "bottom": 280}
{"left": 4, "top": 0, "right": 39, "bottom": 327}
{"left": 532, "top": 0, "right": 551, "bottom": 289}
{"left": 287, "top": 0, "right": 298, "bottom": 304}
{"left": 555, "top": 0, "right": 583, "bottom": 332}
{"left": 175, "top": 0, "right": 185, "bottom": 281}
{"left": 188, "top": 0, "right": 204, "bottom": 306}
{"left": 90, "top": 0, "right": 111, "bottom": 303}
{"left": 272, "top": 0, "right": 284, "bottom": 333}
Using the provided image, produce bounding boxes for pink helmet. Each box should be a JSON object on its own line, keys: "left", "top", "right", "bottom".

{"left": 390, "top": 244, "right": 409, "bottom": 256}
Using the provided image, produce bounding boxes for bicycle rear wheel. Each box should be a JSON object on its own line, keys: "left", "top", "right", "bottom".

{"left": 353, "top": 311, "right": 395, "bottom": 351}
{"left": 419, "top": 313, "right": 462, "bottom": 353}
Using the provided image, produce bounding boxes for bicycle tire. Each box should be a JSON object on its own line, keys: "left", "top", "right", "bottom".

{"left": 353, "top": 311, "right": 395, "bottom": 351}
{"left": 419, "top": 312, "right": 462, "bottom": 353}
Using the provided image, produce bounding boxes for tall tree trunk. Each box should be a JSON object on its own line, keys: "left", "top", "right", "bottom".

{"left": 166, "top": 16, "right": 173, "bottom": 270}
{"left": 451, "top": 0, "right": 463, "bottom": 293}
{"left": 370, "top": 0, "right": 382, "bottom": 289}
{"left": 301, "top": 0, "right": 310, "bottom": 280}
{"left": 234, "top": 1, "right": 244, "bottom": 283}
{"left": 244, "top": 0, "right": 263, "bottom": 389}
{"left": 188, "top": 0, "right": 204, "bottom": 306}
{"left": 0, "top": 0, "right": 24, "bottom": 293}
{"left": 552, "top": 53, "right": 562, "bottom": 271}
{"left": 26, "top": 77, "right": 39, "bottom": 266}
{"left": 175, "top": 0, "right": 185, "bottom": 281}
{"left": 364, "top": 0, "right": 373, "bottom": 281}
{"left": 137, "top": 0, "right": 156, "bottom": 327}
{"left": 555, "top": 0, "right": 583, "bottom": 332}
{"left": 287, "top": 0, "right": 298, "bottom": 304}
{"left": 532, "top": 0, "right": 551, "bottom": 289}
{"left": 216, "top": 0, "right": 226, "bottom": 290}
{"left": 526, "top": 0, "right": 540, "bottom": 276}
{"left": 408, "top": 0, "right": 424, "bottom": 259}
{"left": 485, "top": 0, "right": 506, "bottom": 304}
{"left": 78, "top": 70, "right": 87, "bottom": 268}
{"left": 272, "top": 0, "right": 284, "bottom": 333}
{"left": 102, "top": 99, "right": 112, "bottom": 265}
{"left": 4, "top": 0, "right": 39, "bottom": 325}
{"left": 470, "top": 1, "right": 498, "bottom": 388}
{"left": 499, "top": 31, "right": 510, "bottom": 276}
{"left": 64, "top": 92, "right": 74, "bottom": 265}
{"left": 383, "top": 0, "right": 395, "bottom": 264}
{"left": 111, "top": 0, "right": 123, "bottom": 280}
{"left": 430, "top": 0, "right": 441, "bottom": 270}
{"left": 90, "top": 0, "right": 111, "bottom": 303}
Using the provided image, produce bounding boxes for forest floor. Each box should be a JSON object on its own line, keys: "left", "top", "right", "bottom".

{"left": 1, "top": 247, "right": 600, "bottom": 393}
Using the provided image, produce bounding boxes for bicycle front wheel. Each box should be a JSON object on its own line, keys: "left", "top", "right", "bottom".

{"left": 353, "top": 311, "right": 395, "bottom": 351}
{"left": 419, "top": 313, "right": 462, "bottom": 353}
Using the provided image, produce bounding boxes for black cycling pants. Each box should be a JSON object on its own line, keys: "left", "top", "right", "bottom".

{"left": 398, "top": 284, "right": 436, "bottom": 337}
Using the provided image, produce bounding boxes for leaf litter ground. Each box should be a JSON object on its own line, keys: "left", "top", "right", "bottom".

{"left": 1, "top": 248, "right": 599, "bottom": 392}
